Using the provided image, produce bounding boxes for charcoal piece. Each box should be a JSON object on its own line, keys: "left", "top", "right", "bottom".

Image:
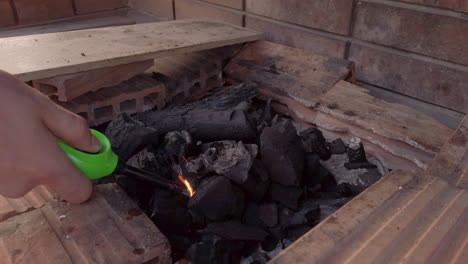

{"left": 260, "top": 119, "right": 305, "bottom": 186}
{"left": 257, "top": 99, "right": 273, "bottom": 133}
{"left": 243, "top": 203, "right": 262, "bottom": 227}
{"left": 243, "top": 203, "right": 278, "bottom": 228}
{"left": 135, "top": 83, "right": 258, "bottom": 141}
{"left": 268, "top": 226, "right": 285, "bottom": 241}
{"left": 200, "top": 221, "right": 268, "bottom": 241}
{"left": 245, "top": 252, "right": 271, "bottom": 264}
{"left": 300, "top": 128, "right": 331, "bottom": 160}
{"left": 258, "top": 203, "right": 278, "bottom": 227}
{"left": 105, "top": 113, "right": 158, "bottom": 161}
{"left": 240, "top": 160, "right": 270, "bottom": 202}
{"left": 261, "top": 234, "right": 279, "bottom": 252}
{"left": 188, "top": 177, "right": 245, "bottom": 221}
{"left": 188, "top": 208, "right": 206, "bottom": 229}
{"left": 270, "top": 183, "right": 303, "bottom": 210}
{"left": 185, "top": 239, "right": 232, "bottom": 264}
{"left": 288, "top": 201, "right": 320, "bottom": 227}
{"left": 166, "top": 234, "right": 193, "bottom": 251}
{"left": 163, "top": 130, "right": 194, "bottom": 161}
{"left": 286, "top": 225, "right": 311, "bottom": 241}
{"left": 149, "top": 188, "right": 190, "bottom": 235}
{"left": 127, "top": 147, "right": 172, "bottom": 179}
{"left": 344, "top": 162, "right": 377, "bottom": 170}
{"left": 303, "top": 153, "right": 321, "bottom": 186}
{"left": 345, "top": 137, "right": 376, "bottom": 170}
{"left": 328, "top": 138, "right": 347, "bottom": 154}
{"left": 199, "top": 141, "right": 258, "bottom": 184}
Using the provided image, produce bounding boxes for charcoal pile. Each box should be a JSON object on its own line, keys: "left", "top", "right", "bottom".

{"left": 99, "top": 83, "right": 385, "bottom": 264}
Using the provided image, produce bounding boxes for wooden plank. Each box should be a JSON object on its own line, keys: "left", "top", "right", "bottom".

{"left": 317, "top": 81, "right": 454, "bottom": 155}
{"left": 224, "top": 40, "right": 353, "bottom": 108}
{"left": 271, "top": 171, "right": 468, "bottom": 264}
{"left": 270, "top": 170, "right": 418, "bottom": 263}
{"left": 0, "top": 19, "right": 261, "bottom": 81}
{"left": 0, "top": 210, "right": 73, "bottom": 264}
{"left": 0, "top": 184, "right": 171, "bottom": 264}
{"left": 426, "top": 115, "right": 468, "bottom": 189}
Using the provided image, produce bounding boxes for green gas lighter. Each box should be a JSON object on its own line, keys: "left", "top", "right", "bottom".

{"left": 57, "top": 129, "right": 189, "bottom": 196}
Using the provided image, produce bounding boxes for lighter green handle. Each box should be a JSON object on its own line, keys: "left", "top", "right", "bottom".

{"left": 57, "top": 129, "right": 119, "bottom": 180}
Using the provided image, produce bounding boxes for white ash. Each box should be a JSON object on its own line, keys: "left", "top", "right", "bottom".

{"left": 348, "top": 137, "right": 361, "bottom": 150}
{"left": 321, "top": 154, "right": 382, "bottom": 188}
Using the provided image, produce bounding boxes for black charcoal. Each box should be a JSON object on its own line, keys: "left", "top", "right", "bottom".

{"left": 260, "top": 119, "right": 305, "bottom": 186}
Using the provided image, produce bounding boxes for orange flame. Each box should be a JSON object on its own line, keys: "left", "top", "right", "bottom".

{"left": 178, "top": 175, "right": 194, "bottom": 197}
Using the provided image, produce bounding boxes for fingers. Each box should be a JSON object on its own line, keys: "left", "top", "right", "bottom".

{"left": 42, "top": 101, "right": 101, "bottom": 153}
{"left": 42, "top": 145, "right": 93, "bottom": 204}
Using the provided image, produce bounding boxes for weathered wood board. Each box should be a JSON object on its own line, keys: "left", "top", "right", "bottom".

{"left": 317, "top": 81, "right": 454, "bottom": 155}
{"left": 0, "top": 19, "right": 261, "bottom": 81}
{"left": 224, "top": 40, "right": 354, "bottom": 108}
{"left": 427, "top": 115, "right": 468, "bottom": 189}
{"left": 271, "top": 170, "right": 468, "bottom": 264}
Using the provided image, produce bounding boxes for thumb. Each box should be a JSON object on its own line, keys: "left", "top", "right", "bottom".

{"left": 42, "top": 101, "right": 101, "bottom": 153}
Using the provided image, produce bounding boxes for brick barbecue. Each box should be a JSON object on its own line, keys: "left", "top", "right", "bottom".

{"left": 0, "top": 5, "right": 466, "bottom": 264}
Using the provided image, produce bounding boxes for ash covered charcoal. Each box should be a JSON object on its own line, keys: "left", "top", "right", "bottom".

{"left": 163, "top": 130, "right": 195, "bottom": 162}
{"left": 260, "top": 119, "right": 305, "bottom": 186}
{"left": 105, "top": 113, "right": 158, "bottom": 161}
{"left": 345, "top": 137, "right": 377, "bottom": 170}
{"left": 239, "top": 160, "right": 270, "bottom": 202}
{"left": 300, "top": 128, "right": 331, "bottom": 160}
{"left": 200, "top": 220, "right": 268, "bottom": 241}
{"left": 188, "top": 177, "right": 245, "bottom": 221}
{"left": 185, "top": 235, "right": 245, "bottom": 264}
{"left": 270, "top": 183, "right": 303, "bottom": 210}
{"left": 286, "top": 225, "right": 311, "bottom": 241}
{"left": 322, "top": 153, "right": 382, "bottom": 195}
{"left": 243, "top": 203, "right": 278, "bottom": 228}
{"left": 195, "top": 141, "right": 258, "bottom": 184}
{"left": 328, "top": 138, "right": 347, "bottom": 154}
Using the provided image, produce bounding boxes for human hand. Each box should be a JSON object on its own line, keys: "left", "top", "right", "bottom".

{"left": 0, "top": 70, "right": 100, "bottom": 203}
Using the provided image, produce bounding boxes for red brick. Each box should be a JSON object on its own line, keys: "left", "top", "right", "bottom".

{"left": 246, "top": 0, "right": 353, "bottom": 35}
{"left": 131, "top": 0, "right": 174, "bottom": 19}
{"left": 33, "top": 60, "right": 154, "bottom": 102}
{"left": 348, "top": 44, "right": 468, "bottom": 113}
{"left": 245, "top": 16, "right": 347, "bottom": 58}
{"left": 0, "top": 0, "right": 15, "bottom": 27}
{"left": 398, "top": 0, "right": 461, "bottom": 10}
{"left": 74, "top": 0, "right": 128, "bottom": 14}
{"left": 202, "top": 0, "right": 243, "bottom": 9}
{"left": 175, "top": 0, "right": 243, "bottom": 26}
{"left": 14, "top": 0, "right": 74, "bottom": 25}
{"left": 353, "top": 2, "right": 468, "bottom": 65}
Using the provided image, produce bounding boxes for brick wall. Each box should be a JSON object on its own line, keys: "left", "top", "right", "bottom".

{"left": 130, "top": 0, "right": 468, "bottom": 113}
{"left": 0, "top": 0, "right": 129, "bottom": 28}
